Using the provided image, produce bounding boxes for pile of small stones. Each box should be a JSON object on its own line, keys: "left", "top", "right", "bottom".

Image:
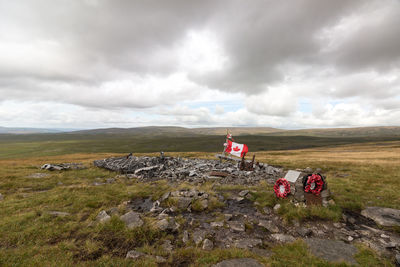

{"left": 93, "top": 155, "right": 283, "bottom": 185}
{"left": 41, "top": 163, "right": 86, "bottom": 171}
{"left": 93, "top": 188, "right": 400, "bottom": 265}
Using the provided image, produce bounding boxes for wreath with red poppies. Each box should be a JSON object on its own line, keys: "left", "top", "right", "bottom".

{"left": 304, "top": 174, "right": 324, "bottom": 195}
{"left": 274, "top": 178, "right": 291, "bottom": 198}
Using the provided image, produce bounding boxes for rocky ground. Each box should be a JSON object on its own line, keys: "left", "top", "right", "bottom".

{"left": 88, "top": 155, "right": 400, "bottom": 266}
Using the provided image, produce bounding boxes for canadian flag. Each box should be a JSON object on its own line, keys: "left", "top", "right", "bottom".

{"left": 224, "top": 140, "right": 248, "bottom": 157}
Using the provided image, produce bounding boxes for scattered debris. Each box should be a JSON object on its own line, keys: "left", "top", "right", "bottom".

{"left": 94, "top": 156, "right": 283, "bottom": 185}
{"left": 41, "top": 163, "right": 86, "bottom": 171}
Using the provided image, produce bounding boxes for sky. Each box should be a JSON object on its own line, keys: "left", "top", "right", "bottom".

{"left": 0, "top": 0, "right": 400, "bottom": 129}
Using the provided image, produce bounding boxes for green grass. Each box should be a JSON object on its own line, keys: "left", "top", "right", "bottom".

{"left": 0, "top": 140, "right": 399, "bottom": 266}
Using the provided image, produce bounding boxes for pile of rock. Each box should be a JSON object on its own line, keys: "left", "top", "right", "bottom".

{"left": 93, "top": 155, "right": 283, "bottom": 185}
{"left": 41, "top": 163, "right": 86, "bottom": 171}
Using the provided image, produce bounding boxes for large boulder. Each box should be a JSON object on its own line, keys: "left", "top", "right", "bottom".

{"left": 361, "top": 207, "right": 400, "bottom": 227}
{"left": 305, "top": 238, "right": 357, "bottom": 265}
{"left": 120, "top": 211, "right": 143, "bottom": 229}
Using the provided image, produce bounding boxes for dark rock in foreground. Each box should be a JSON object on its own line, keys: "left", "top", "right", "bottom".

{"left": 361, "top": 206, "right": 400, "bottom": 227}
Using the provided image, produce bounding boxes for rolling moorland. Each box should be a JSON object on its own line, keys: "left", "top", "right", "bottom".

{"left": 0, "top": 126, "right": 400, "bottom": 266}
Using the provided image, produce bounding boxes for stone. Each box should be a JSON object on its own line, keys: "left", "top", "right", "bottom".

{"left": 126, "top": 250, "right": 146, "bottom": 259}
{"left": 211, "top": 221, "right": 224, "bottom": 228}
{"left": 162, "top": 240, "right": 173, "bottom": 252}
{"left": 258, "top": 220, "right": 279, "bottom": 233}
{"left": 348, "top": 236, "right": 354, "bottom": 242}
{"left": 120, "top": 211, "right": 143, "bottom": 229}
{"left": 234, "top": 238, "right": 262, "bottom": 249}
{"left": 48, "top": 211, "right": 70, "bottom": 217}
{"left": 273, "top": 204, "right": 281, "bottom": 212}
{"left": 271, "top": 234, "right": 295, "bottom": 243}
{"left": 228, "top": 221, "right": 245, "bottom": 232}
{"left": 161, "top": 191, "right": 170, "bottom": 201}
{"left": 304, "top": 167, "right": 313, "bottom": 173}
{"left": 177, "top": 197, "right": 192, "bottom": 210}
{"left": 96, "top": 210, "right": 111, "bottom": 223}
{"left": 262, "top": 207, "right": 271, "bottom": 215}
{"left": 193, "top": 229, "right": 206, "bottom": 245}
{"left": 284, "top": 170, "right": 302, "bottom": 183}
{"left": 305, "top": 238, "right": 357, "bottom": 265}
{"left": 212, "top": 258, "right": 263, "bottom": 267}
{"left": 0, "top": 193, "right": 3, "bottom": 201}
{"left": 202, "top": 239, "right": 214, "bottom": 250}
{"left": 361, "top": 206, "right": 400, "bottom": 227}
{"left": 108, "top": 207, "right": 119, "bottom": 216}
{"left": 395, "top": 253, "right": 400, "bottom": 266}
{"left": 182, "top": 230, "right": 189, "bottom": 243}
{"left": 155, "top": 256, "right": 167, "bottom": 263}
{"left": 128, "top": 197, "right": 154, "bottom": 212}
{"left": 224, "top": 214, "right": 233, "bottom": 221}
{"left": 154, "top": 217, "right": 179, "bottom": 231}
{"left": 296, "top": 227, "right": 312, "bottom": 237}
{"left": 239, "top": 190, "right": 250, "bottom": 197}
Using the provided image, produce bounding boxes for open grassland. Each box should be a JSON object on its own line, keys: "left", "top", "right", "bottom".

{"left": 0, "top": 142, "right": 399, "bottom": 266}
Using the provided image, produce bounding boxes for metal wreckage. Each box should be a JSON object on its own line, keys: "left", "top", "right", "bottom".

{"left": 94, "top": 131, "right": 333, "bottom": 206}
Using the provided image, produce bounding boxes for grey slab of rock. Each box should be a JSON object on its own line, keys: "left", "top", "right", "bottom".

{"left": 182, "top": 230, "right": 189, "bottom": 243}
{"left": 48, "top": 211, "right": 70, "bottom": 217}
{"left": 154, "top": 217, "right": 179, "bottom": 231}
{"left": 228, "top": 221, "right": 245, "bottom": 232}
{"left": 202, "top": 239, "right": 214, "bottom": 250}
{"left": 120, "top": 211, "right": 143, "bottom": 229}
{"left": 234, "top": 238, "right": 262, "bottom": 249}
{"left": 258, "top": 220, "right": 279, "bottom": 233}
{"left": 361, "top": 206, "right": 400, "bottom": 227}
{"left": 193, "top": 229, "right": 206, "bottom": 245}
{"left": 239, "top": 190, "right": 250, "bottom": 197}
{"left": 177, "top": 197, "right": 192, "bottom": 210}
{"left": 395, "top": 253, "right": 400, "bottom": 266}
{"left": 212, "top": 258, "right": 264, "bottom": 267}
{"left": 271, "top": 234, "right": 295, "bottom": 243}
{"left": 284, "top": 170, "right": 302, "bottom": 183}
{"left": 96, "top": 210, "right": 111, "bottom": 223}
{"left": 211, "top": 221, "right": 224, "bottom": 228}
{"left": 126, "top": 250, "right": 146, "bottom": 259}
{"left": 305, "top": 238, "right": 357, "bottom": 265}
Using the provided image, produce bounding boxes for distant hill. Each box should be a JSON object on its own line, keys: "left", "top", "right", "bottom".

{"left": 270, "top": 126, "right": 400, "bottom": 137}
{"left": 0, "top": 126, "right": 63, "bottom": 134}
{"left": 2, "top": 125, "right": 400, "bottom": 138}
{"left": 68, "top": 126, "right": 400, "bottom": 138}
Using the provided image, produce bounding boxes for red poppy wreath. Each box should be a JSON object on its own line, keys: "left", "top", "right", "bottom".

{"left": 274, "top": 178, "right": 291, "bottom": 198}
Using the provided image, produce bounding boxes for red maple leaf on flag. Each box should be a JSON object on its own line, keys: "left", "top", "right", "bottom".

{"left": 233, "top": 146, "right": 240, "bottom": 151}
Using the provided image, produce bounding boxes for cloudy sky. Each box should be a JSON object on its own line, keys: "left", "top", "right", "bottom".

{"left": 1, "top": 0, "right": 400, "bottom": 129}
